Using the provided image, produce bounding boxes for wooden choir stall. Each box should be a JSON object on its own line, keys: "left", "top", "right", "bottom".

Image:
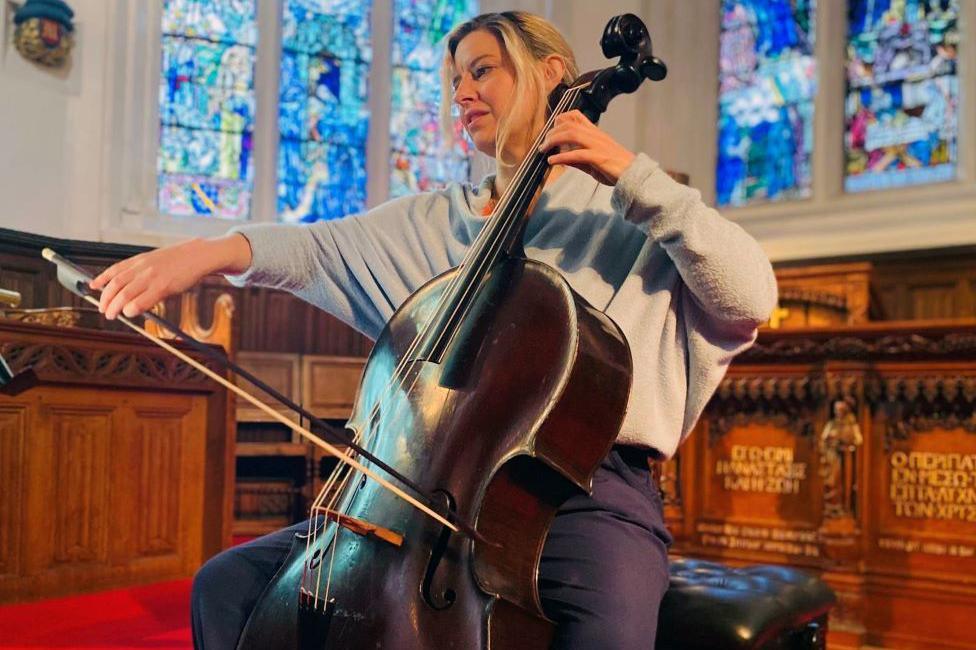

{"left": 663, "top": 260, "right": 976, "bottom": 649}
{"left": 0, "top": 318, "right": 235, "bottom": 603}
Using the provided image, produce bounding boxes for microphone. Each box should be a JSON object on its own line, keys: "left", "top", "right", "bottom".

{"left": 0, "top": 350, "right": 37, "bottom": 396}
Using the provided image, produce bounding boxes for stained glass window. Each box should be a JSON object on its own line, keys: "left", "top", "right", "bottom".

{"left": 389, "top": 0, "right": 478, "bottom": 198}
{"left": 716, "top": 0, "right": 817, "bottom": 208}
{"left": 277, "top": 0, "right": 371, "bottom": 223}
{"left": 845, "top": 0, "right": 959, "bottom": 193}
{"left": 158, "top": 0, "right": 257, "bottom": 220}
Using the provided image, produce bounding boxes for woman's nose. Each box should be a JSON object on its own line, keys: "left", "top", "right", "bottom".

{"left": 453, "top": 76, "right": 477, "bottom": 104}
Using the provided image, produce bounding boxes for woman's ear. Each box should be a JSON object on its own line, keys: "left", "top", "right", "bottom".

{"left": 541, "top": 55, "right": 567, "bottom": 92}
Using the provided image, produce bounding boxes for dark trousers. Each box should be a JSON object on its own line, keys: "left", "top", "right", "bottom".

{"left": 192, "top": 447, "right": 672, "bottom": 649}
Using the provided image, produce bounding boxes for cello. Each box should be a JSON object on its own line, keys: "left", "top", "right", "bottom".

{"left": 47, "top": 13, "right": 667, "bottom": 649}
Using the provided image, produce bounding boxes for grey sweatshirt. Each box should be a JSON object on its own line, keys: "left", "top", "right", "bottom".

{"left": 226, "top": 154, "right": 778, "bottom": 458}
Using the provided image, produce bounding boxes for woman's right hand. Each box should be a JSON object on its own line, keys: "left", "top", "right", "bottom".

{"left": 90, "top": 234, "right": 252, "bottom": 320}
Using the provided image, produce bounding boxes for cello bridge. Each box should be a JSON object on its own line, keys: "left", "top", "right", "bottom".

{"left": 322, "top": 509, "right": 404, "bottom": 547}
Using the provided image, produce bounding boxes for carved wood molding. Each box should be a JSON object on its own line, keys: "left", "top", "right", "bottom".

{"left": 708, "top": 376, "right": 823, "bottom": 444}
{"left": 709, "top": 369, "right": 976, "bottom": 450}
{"left": 742, "top": 332, "right": 976, "bottom": 362}
{"left": 707, "top": 374, "right": 873, "bottom": 445}
{"left": 708, "top": 376, "right": 822, "bottom": 439}
{"left": 873, "top": 375, "right": 976, "bottom": 403}
{"left": 779, "top": 287, "right": 848, "bottom": 310}
{"left": 708, "top": 412, "right": 815, "bottom": 446}
{"left": 714, "top": 375, "right": 825, "bottom": 404}
{"left": 826, "top": 372, "right": 866, "bottom": 404}
{"left": 0, "top": 341, "right": 218, "bottom": 389}
{"left": 874, "top": 375, "right": 976, "bottom": 450}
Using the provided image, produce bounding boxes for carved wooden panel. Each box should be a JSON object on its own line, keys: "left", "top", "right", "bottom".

{"left": 909, "top": 281, "right": 962, "bottom": 320}
{"left": 134, "top": 412, "right": 184, "bottom": 557}
{"left": 49, "top": 407, "right": 112, "bottom": 566}
{"left": 869, "top": 372, "right": 976, "bottom": 573}
{"left": 692, "top": 370, "right": 825, "bottom": 566}
{"left": 0, "top": 320, "right": 230, "bottom": 603}
{"left": 870, "top": 251, "right": 976, "bottom": 320}
{"left": 302, "top": 355, "right": 365, "bottom": 419}
{"left": 699, "top": 421, "right": 822, "bottom": 562}
{"left": 0, "top": 406, "right": 26, "bottom": 579}
{"left": 234, "top": 351, "right": 301, "bottom": 422}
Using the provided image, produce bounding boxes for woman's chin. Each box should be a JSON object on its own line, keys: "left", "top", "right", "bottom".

{"left": 472, "top": 140, "right": 496, "bottom": 159}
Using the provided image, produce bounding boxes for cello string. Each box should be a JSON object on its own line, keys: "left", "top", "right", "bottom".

{"left": 321, "top": 521, "right": 341, "bottom": 611}
{"left": 306, "top": 435, "right": 362, "bottom": 595}
{"left": 303, "top": 457, "right": 353, "bottom": 595}
{"left": 325, "top": 527, "right": 340, "bottom": 610}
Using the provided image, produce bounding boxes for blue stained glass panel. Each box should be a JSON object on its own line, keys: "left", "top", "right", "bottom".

{"left": 278, "top": 1, "right": 372, "bottom": 223}
{"left": 161, "top": 0, "right": 257, "bottom": 45}
{"left": 159, "top": 39, "right": 255, "bottom": 132}
{"left": 158, "top": 0, "right": 256, "bottom": 219}
{"left": 390, "top": 0, "right": 478, "bottom": 198}
{"left": 844, "top": 0, "right": 959, "bottom": 193}
{"left": 716, "top": 0, "right": 817, "bottom": 208}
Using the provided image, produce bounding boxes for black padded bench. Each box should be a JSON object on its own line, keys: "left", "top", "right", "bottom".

{"left": 656, "top": 558, "right": 836, "bottom": 649}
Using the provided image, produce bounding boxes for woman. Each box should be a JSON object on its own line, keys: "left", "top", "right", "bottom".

{"left": 93, "top": 11, "right": 777, "bottom": 649}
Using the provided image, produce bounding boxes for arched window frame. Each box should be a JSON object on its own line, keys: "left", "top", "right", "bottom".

{"left": 99, "top": 0, "right": 482, "bottom": 246}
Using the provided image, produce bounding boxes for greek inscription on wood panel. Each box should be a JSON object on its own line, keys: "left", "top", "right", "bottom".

{"left": 701, "top": 424, "right": 819, "bottom": 555}
{"left": 888, "top": 451, "right": 976, "bottom": 522}
{"left": 715, "top": 445, "right": 808, "bottom": 495}
{"left": 880, "top": 427, "right": 976, "bottom": 561}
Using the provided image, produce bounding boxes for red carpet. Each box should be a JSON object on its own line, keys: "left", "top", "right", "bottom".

{"left": 0, "top": 537, "right": 262, "bottom": 648}
{"left": 0, "top": 579, "right": 192, "bottom": 649}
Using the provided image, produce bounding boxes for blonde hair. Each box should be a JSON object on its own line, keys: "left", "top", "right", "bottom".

{"left": 441, "top": 11, "right": 579, "bottom": 167}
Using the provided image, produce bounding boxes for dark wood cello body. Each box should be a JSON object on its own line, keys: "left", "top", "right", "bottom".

{"left": 238, "top": 257, "right": 631, "bottom": 649}
{"left": 238, "top": 14, "right": 667, "bottom": 649}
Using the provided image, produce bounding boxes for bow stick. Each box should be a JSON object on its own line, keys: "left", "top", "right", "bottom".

{"left": 42, "top": 248, "right": 491, "bottom": 543}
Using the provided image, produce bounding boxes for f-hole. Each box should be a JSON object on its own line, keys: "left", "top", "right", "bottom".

{"left": 421, "top": 489, "right": 458, "bottom": 610}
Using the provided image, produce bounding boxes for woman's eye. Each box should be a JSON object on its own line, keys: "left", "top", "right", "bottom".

{"left": 473, "top": 66, "right": 492, "bottom": 79}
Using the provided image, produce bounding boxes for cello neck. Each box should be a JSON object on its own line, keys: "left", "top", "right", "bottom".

{"left": 413, "top": 84, "right": 587, "bottom": 364}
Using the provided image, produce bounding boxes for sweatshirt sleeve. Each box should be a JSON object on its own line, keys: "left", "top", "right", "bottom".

{"left": 223, "top": 192, "right": 453, "bottom": 340}
{"left": 610, "top": 153, "right": 778, "bottom": 331}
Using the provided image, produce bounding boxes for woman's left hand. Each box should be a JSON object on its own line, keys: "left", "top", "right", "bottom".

{"left": 537, "top": 110, "right": 636, "bottom": 186}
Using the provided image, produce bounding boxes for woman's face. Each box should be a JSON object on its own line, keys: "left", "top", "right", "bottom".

{"left": 451, "top": 29, "right": 519, "bottom": 159}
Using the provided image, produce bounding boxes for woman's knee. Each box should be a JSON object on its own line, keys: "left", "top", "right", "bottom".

{"left": 192, "top": 524, "right": 302, "bottom": 616}
{"left": 191, "top": 547, "right": 255, "bottom": 609}
{"left": 192, "top": 552, "right": 227, "bottom": 606}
